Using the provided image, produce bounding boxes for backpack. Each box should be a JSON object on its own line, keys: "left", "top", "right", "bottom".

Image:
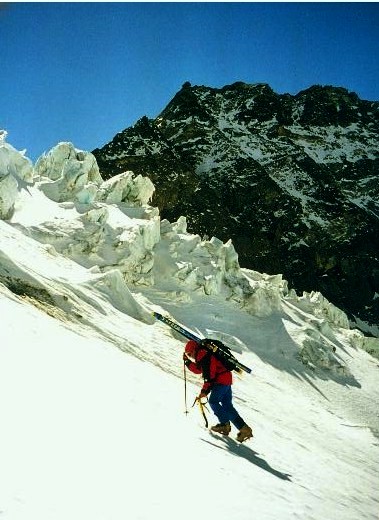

{"left": 200, "top": 338, "right": 242, "bottom": 373}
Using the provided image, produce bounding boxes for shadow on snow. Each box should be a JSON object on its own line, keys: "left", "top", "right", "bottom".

{"left": 203, "top": 433, "right": 292, "bottom": 482}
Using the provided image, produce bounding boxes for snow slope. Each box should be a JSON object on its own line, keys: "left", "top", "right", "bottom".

{"left": 1, "top": 138, "right": 379, "bottom": 520}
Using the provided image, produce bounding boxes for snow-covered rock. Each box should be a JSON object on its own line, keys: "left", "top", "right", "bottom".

{"left": 298, "top": 290, "right": 350, "bottom": 329}
{"left": 0, "top": 138, "right": 34, "bottom": 218}
{"left": 348, "top": 328, "right": 379, "bottom": 360}
{"left": 96, "top": 170, "right": 155, "bottom": 206}
{"left": 0, "top": 172, "right": 18, "bottom": 219}
{"left": 35, "top": 142, "right": 103, "bottom": 203}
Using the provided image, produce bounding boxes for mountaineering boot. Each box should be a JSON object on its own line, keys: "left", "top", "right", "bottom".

{"left": 236, "top": 424, "right": 253, "bottom": 442}
{"left": 211, "top": 422, "right": 231, "bottom": 436}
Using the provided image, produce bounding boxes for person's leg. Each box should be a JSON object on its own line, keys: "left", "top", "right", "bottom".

{"left": 218, "top": 385, "right": 245, "bottom": 430}
{"left": 209, "top": 385, "right": 252, "bottom": 440}
{"left": 220, "top": 387, "right": 253, "bottom": 441}
{"left": 208, "top": 384, "right": 231, "bottom": 424}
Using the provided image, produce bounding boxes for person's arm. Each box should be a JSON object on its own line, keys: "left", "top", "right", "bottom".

{"left": 197, "top": 349, "right": 215, "bottom": 395}
{"left": 183, "top": 353, "right": 202, "bottom": 374}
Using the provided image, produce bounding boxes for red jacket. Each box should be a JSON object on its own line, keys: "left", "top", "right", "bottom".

{"left": 184, "top": 340, "right": 232, "bottom": 394}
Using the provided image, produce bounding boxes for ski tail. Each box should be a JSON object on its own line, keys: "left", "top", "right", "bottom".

{"left": 152, "top": 311, "right": 200, "bottom": 342}
{"left": 153, "top": 312, "right": 252, "bottom": 374}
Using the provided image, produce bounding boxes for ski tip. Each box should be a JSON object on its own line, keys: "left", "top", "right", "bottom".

{"left": 151, "top": 311, "right": 163, "bottom": 323}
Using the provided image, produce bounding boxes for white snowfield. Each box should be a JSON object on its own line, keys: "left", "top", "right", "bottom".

{"left": 0, "top": 137, "right": 378, "bottom": 520}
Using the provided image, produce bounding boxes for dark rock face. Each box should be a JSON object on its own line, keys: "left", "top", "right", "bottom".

{"left": 93, "top": 82, "right": 379, "bottom": 333}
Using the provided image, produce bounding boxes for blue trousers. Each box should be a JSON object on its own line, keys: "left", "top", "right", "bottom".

{"left": 208, "top": 384, "right": 245, "bottom": 430}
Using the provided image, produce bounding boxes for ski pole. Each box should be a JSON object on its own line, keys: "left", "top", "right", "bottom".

{"left": 183, "top": 361, "right": 189, "bottom": 415}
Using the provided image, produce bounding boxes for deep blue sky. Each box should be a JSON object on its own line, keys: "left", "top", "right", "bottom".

{"left": 1, "top": 2, "right": 379, "bottom": 161}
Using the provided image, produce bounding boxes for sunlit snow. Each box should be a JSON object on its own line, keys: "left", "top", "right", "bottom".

{"left": 1, "top": 137, "right": 378, "bottom": 520}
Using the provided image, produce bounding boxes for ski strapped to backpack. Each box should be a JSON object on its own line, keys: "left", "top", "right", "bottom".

{"left": 153, "top": 311, "right": 252, "bottom": 374}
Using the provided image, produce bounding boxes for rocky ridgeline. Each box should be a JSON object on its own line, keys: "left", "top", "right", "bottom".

{"left": 93, "top": 82, "right": 379, "bottom": 334}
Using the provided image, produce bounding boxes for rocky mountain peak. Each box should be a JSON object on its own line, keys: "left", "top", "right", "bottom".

{"left": 93, "top": 82, "right": 379, "bottom": 335}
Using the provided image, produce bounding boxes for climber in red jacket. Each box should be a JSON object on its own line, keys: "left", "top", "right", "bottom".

{"left": 183, "top": 339, "right": 253, "bottom": 442}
